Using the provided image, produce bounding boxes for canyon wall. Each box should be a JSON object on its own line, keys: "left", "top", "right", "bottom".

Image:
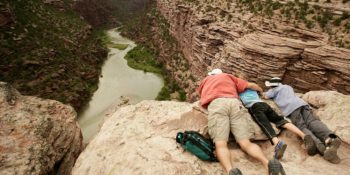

{"left": 73, "top": 0, "right": 115, "bottom": 27}
{"left": 155, "top": 0, "right": 350, "bottom": 100}
{"left": 0, "top": 0, "right": 107, "bottom": 110}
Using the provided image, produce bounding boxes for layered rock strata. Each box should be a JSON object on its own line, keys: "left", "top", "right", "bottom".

{"left": 0, "top": 82, "right": 83, "bottom": 175}
{"left": 72, "top": 91, "right": 350, "bottom": 175}
{"left": 155, "top": 0, "right": 350, "bottom": 100}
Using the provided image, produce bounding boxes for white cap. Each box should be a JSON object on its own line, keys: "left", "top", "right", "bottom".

{"left": 265, "top": 77, "right": 282, "bottom": 87}
{"left": 208, "top": 68, "right": 223, "bottom": 76}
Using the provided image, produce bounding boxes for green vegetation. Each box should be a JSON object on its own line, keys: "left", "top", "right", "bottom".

{"left": 184, "top": 0, "right": 199, "bottom": 4}
{"left": 124, "top": 43, "right": 187, "bottom": 101}
{"left": 220, "top": 10, "right": 227, "bottom": 18}
{"left": 0, "top": 0, "right": 107, "bottom": 110}
{"left": 334, "top": 12, "right": 350, "bottom": 26}
{"left": 125, "top": 45, "right": 162, "bottom": 74}
{"left": 119, "top": 1, "right": 188, "bottom": 102}
{"left": 317, "top": 9, "right": 333, "bottom": 29}
{"left": 95, "top": 29, "right": 111, "bottom": 46}
{"left": 156, "top": 81, "right": 186, "bottom": 101}
{"left": 108, "top": 43, "right": 129, "bottom": 50}
{"left": 237, "top": 0, "right": 350, "bottom": 48}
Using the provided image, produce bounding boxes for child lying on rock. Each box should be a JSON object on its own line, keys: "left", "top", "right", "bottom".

{"left": 239, "top": 89, "right": 315, "bottom": 159}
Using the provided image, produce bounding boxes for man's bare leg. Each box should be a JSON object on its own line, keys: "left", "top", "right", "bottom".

{"left": 215, "top": 140, "right": 233, "bottom": 173}
{"left": 271, "top": 137, "right": 280, "bottom": 145}
{"left": 237, "top": 139, "right": 269, "bottom": 169}
{"left": 282, "top": 123, "right": 305, "bottom": 138}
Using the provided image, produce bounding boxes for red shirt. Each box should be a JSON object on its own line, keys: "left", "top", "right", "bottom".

{"left": 197, "top": 73, "right": 248, "bottom": 108}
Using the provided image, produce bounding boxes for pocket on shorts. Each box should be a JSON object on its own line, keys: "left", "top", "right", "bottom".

{"left": 230, "top": 111, "right": 255, "bottom": 141}
{"left": 208, "top": 116, "right": 217, "bottom": 139}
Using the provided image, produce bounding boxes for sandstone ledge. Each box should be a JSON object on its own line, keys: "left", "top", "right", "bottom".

{"left": 72, "top": 91, "right": 350, "bottom": 175}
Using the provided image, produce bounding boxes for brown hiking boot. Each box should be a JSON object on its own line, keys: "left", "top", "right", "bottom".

{"left": 323, "top": 136, "right": 341, "bottom": 164}
{"left": 268, "top": 158, "right": 286, "bottom": 175}
{"left": 324, "top": 146, "right": 341, "bottom": 164}
{"left": 326, "top": 136, "right": 341, "bottom": 149}
{"left": 304, "top": 135, "right": 317, "bottom": 156}
{"left": 229, "top": 168, "right": 242, "bottom": 175}
{"left": 316, "top": 143, "right": 326, "bottom": 155}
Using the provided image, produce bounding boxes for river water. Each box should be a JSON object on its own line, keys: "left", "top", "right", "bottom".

{"left": 78, "top": 29, "right": 164, "bottom": 143}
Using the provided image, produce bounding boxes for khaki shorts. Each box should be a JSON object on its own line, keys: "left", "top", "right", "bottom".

{"left": 208, "top": 98, "right": 254, "bottom": 142}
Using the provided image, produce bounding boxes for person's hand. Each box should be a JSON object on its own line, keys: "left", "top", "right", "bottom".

{"left": 261, "top": 94, "right": 268, "bottom": 99}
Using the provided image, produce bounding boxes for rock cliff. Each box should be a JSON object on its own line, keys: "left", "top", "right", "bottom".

{"left": 72, "top": 91, "right": 350, "bottom": 175}
{"left": 153, "top": 0, "right": 350, "bottom": 101}
{"left": 0, "top": 82, "right": 83, "bottom": 175}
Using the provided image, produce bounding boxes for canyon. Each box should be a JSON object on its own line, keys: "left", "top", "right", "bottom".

{"left": 1, "top": 0, "right": 350, "bottom": 174}
{"left": 0, "top": 0, "right": 109, "bottom": 110}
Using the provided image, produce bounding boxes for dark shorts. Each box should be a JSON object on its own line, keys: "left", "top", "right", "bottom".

{"left": 248, "top": 102, "right": 289, "bottom": 140}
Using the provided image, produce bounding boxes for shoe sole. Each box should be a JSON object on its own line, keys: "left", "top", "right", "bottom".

{"left": 304, "top": 135, "right": 317, "bottom": 156}
{"left": 329, "top": 138, "right": 341, "bottom": 149}
{"left": 268, "top": 159, "right": 286, "bottom": 175}
{"left": 316, "top": 143, "right": 326, "bottom": 156}
{"left": 275, "top": 144, "right": 287, "bottom": 159}
{"left": 229, "top": 168, "right": 242, "bottom": 175}
{"left": 324, "top": 147, "right": 341, "bottom": 164}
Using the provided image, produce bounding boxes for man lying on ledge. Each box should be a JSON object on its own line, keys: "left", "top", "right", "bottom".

{"left": 197, "top": 68, "right": 285, "bottom": 175}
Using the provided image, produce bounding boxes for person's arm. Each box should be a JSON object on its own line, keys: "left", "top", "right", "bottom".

{"left": 246, "top": 82, "right": 263, "bottom": 95}
{"left": 197, "top": 78, "right": 207, "bottom": 97}
{"left": 261, "top": 93, "right": 269, "bottom": 99}
{"left": 264, "top": 88, "right": 276, "bottom": 99}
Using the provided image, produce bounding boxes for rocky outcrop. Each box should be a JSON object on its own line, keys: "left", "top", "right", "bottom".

{"left": 0, "top": 82, "right": 83, "bottom": 175}
{"left": 155, "top": 0, "right": 350, "bottom": 100}
{"left": 72, "top": 91, "right": 350, "bottom": 175}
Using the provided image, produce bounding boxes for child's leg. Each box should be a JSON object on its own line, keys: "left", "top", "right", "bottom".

{"left": 264, "top": 104, "right": 291, "bottom": 131}
{"left": 263, "top": 105, "right": 305, "bottom": 139}
{"left": 249, "top": 102, "right": 278, "bottom": 143}
{"left": 250, "top": 103, "right": 288, "bottom": 159}
{"left": 281, "top": 123, "right": 305, "bottom": 138}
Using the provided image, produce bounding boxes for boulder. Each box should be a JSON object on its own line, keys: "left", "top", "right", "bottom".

{"left": 0, "top": 82, "right": 83, "bottom": 175}
{"left": 302, "top": 91, "right": 350, "bottom": 145}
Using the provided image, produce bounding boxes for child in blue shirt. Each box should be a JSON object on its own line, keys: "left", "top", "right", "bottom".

{"left": 239, "top": 89, "right": 313, "bottom": 159}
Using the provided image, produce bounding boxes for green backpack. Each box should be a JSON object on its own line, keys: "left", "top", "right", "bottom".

{"left": 176, "top": 131, "right": 217, "bottom": 162}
